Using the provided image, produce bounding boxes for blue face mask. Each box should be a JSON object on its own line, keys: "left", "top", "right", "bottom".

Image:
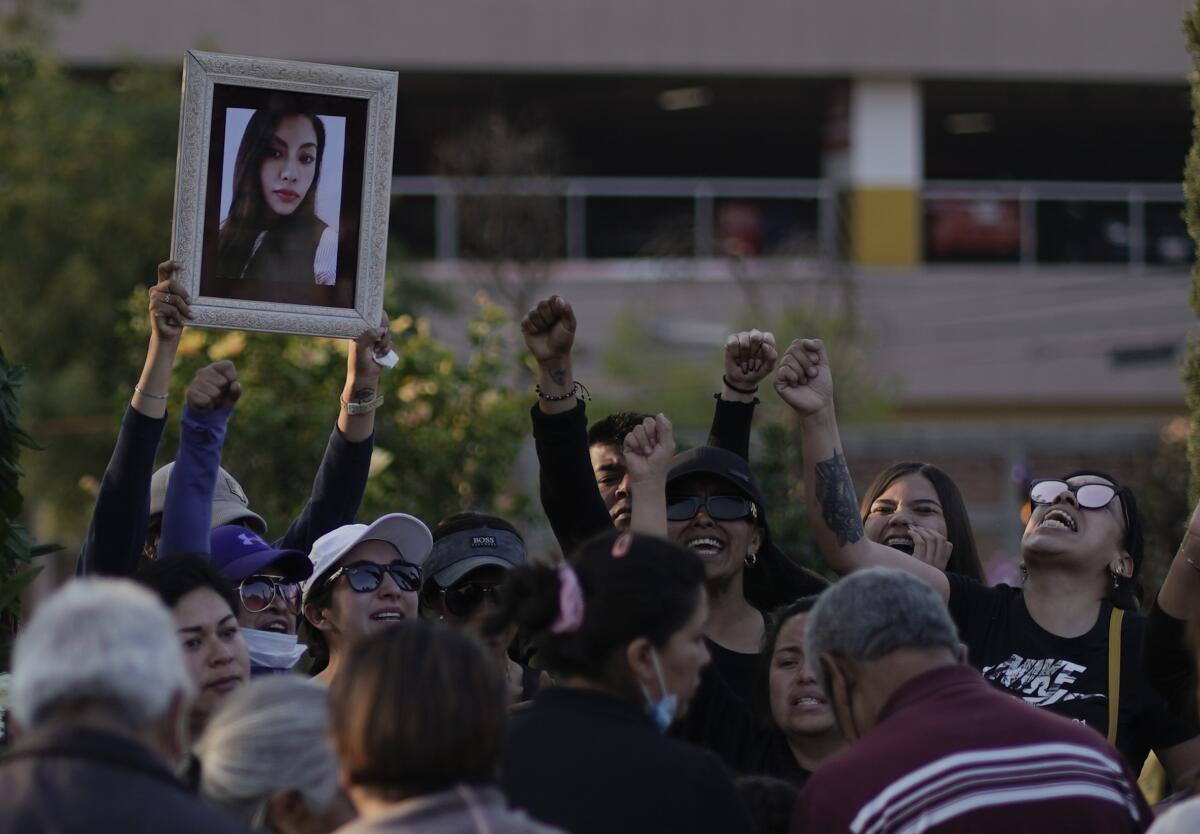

{"left": 640, "top": 649, "right": 678, "bottom": 733}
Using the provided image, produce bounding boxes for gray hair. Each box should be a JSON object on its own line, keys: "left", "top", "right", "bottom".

{"left": 804, "top": 568, "right": 960, "bottom": 695}
{"left": 196, "top": 676, "right": 340, "bottom": 828}
{"left": 11, "top": 578, "right": 194, "bottom": 729}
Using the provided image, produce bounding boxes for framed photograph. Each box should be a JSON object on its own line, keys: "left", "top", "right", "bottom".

{"left": 171, "top": 50, "right": 397, "bottom": 337}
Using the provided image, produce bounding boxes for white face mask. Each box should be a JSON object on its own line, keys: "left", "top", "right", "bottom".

{"left": 242, "top": 628, "right": 307, "bottom": 671}
{"left": 639, "top": 649, "right": 678, "bottom": 733}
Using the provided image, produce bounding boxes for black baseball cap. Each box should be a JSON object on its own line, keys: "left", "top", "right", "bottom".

{"left": 667, "top": 446, "right": 769, "bottom": 527}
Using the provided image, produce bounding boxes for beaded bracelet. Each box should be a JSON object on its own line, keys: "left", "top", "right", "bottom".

{"left": 536, "top": 380, "right": 591, "bottom": 402}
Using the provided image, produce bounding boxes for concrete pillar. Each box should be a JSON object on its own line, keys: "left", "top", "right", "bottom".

{"left": 825, "top": 79, "right": 923, "bottom": 266}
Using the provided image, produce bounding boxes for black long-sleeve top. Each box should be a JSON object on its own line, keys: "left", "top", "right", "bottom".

{"left": 530, "top": 396, "right": 759, "bottom": 558}
{"left": 502, "top": 686, "right": 754, "bottom": 834}
{"left": 76, "top": 404, "right": 375, "bottom": 576}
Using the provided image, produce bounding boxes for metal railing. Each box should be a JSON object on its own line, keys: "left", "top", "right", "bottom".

{"left": 922, "top": 180, "right": 1186, "bottom": 269}
{"left": 391, "top": 175, "right": 833, "bottom": 261}
{"left": 391, "top": 175, "right": 1187, "bottom": 269}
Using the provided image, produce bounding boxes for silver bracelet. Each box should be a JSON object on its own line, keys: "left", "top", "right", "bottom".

{"left": 134, "top": 384, "right": 168, "bottom": 401}
{"left": 341, "top": 393, "right": 384, "bottom": 415}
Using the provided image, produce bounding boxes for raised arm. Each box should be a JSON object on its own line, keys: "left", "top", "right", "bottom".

{"left": 158, "top": 361, "right": 241, "bottom": 558}
{"left": 774, "top": 338, "right": 949, "bottom": 600}
{"left": 623, "top": 413, "right": 676, "bottom": 539}
{"left": 336, "top": 314, "right": 391, "bottom": 443}
{"left": 706, "top": 329, "right": 777, "bottom": 459}
{"left": 1144, "top": 497, "right": 1200, "bottom": 718}
{"left": 523, "top": 295, "right": 578, "bottom": 418}
{"left": 1157, "top": 498, "right": 1200, "bottom": 622}
{"left": 77, "top": 261, "right": 192, "bottom": 576}
{"left": 523, "top": 295, "right": 613, "bottom": 554}
{"left": 275, "top": 318, "right": 390, "bottom": 553}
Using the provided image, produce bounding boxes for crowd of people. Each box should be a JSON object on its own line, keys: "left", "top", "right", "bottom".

{"left": 2, "top": 261, "right": 1200, "bottom": 833}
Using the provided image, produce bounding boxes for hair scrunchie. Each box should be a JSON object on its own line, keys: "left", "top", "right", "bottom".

{"left": 550, "top": 563, "right": 585, "bottom": 634}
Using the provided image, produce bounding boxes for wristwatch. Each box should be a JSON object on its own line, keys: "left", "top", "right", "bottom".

{"left": 341, "top": 393, "right": 384, "bottom": 415}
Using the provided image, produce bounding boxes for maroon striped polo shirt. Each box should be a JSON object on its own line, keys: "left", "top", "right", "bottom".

{"left": 792, "top": 663, "right": 1150, "bottom": 834}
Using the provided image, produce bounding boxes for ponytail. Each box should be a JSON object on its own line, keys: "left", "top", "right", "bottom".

{"left": 488, "top": 531, "right": 706, "bottom": 685}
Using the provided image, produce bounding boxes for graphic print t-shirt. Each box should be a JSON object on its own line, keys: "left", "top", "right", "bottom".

{"left": 947, "top": 573, "right": 1194, "bottom": 771}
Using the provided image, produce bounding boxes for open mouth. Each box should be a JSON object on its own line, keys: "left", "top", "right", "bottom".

{"left": 686, "top": 537, "right": 725, "bottom": 557}
{"left": 260, "top": 619, "right": 291, "bottom": 634}
{"left": 370, "top": 611, "right": 406, "bottom": 623}
{"left": 790, "top": 694, "right": 827, "bottom": 708}
{"left": 1038, "top": 509, "right": 1078, "bottom": 532}
{"left": 885, "top": 536, "right": 915, "bottom": 555}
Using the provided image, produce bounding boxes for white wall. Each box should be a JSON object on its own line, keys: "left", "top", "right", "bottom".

{"left": 53, "top": 0, "right": 1190, "bottom": 82}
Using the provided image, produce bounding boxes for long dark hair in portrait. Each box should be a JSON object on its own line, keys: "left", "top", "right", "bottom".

{"left": 216, "top": 101, "right": 327, "bottom": 285}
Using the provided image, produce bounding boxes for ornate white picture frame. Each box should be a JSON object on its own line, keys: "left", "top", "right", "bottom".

{"left": 171, "top": 50, "right": 397, "bottom": 338}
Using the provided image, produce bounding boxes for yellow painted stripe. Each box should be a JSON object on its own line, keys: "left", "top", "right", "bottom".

{"left": 850, "top": 187, "right": 920, "bottom": 266}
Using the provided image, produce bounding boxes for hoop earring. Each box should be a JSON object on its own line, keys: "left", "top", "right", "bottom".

{"left": 744, "top": 551, "right": 758, "bottom": 568}
{"left": 1110, "top": 571, "right": 1120, "bottom": 592}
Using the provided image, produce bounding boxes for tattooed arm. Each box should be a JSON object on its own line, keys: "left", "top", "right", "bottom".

{"left": 775, "top": 338, "right": 950, "bottom": 601}
{"left": 814, "top": 451, "right": 865, "bottom": 546}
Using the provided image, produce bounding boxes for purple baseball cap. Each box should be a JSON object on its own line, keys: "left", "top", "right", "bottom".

{"left": 210, "top": 525, "right": 313, "bottom": 583}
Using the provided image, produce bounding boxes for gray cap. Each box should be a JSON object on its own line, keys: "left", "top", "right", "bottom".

{"left": 149, "top": 462, "right": 267, "bottom": 535}
{"left": 423, "top": 527, "right": 526, "bottom": 589}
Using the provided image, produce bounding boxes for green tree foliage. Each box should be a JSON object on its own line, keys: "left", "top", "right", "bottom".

{"left": 0, "top": 58, "right": 180, "bottom": 538}
{"left": 2, "top": 52, "right": 536, "bottom": 549}
{"left": 0, "top": 345, "right": 56, "bottom": 670}
{"left": 1185, "top": 2, "right": 1200, "bottom": 502}
{"left": 1135, "top": 429, "right": 1191, "bottom": 600}
{"left": 142, "top": 293, "right": 532, "bottom": 537}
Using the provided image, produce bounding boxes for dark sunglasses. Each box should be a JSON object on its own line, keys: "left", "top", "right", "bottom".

{"left": 325, "top": 561, "right": 422, "bottom": 594}
{"left": 239, "top": 575, "right": 302, "bottom": 615}
{"left": 1029, "top": 480, "right": 1119, "bottom": 510}
{"left": 442, "top": 581, "right": 502, "bottom": 618}
{"left": 666, "top": 495, "right": 758, "bottom": 523}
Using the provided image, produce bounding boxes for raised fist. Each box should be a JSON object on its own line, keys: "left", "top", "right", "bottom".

{"left": 521, "top": 295, "right": 576, "bottom": 365}
{"left": 774, "top": 338, "right": 834, "bottom": 416}
{"left": 724, "top": 329, "right": 778, "bottom": 390}
{"left": 186, "top": 360, "right": 241, "bottom": 412}
{"left": 622, "top": 413, "right": 676, "bottom": 484}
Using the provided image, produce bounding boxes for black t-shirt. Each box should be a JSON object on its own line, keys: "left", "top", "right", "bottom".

{"left": 947, "top": 573, "right": 1194, "bottom": 771}
{"left": 1144, "top": 598, "right": 1198, "bottom": 726}
{"left": 706, "top": 638, "right": 760, "bottom": 704}
{"left": 675, "top": 661, "right": 810, "bottom": 785}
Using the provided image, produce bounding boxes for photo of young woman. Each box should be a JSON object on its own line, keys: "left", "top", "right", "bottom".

{"left": 216, "top": 105, "right": 345, "bottom": 287}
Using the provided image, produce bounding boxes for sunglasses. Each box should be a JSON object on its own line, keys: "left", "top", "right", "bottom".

{"left": 1029, "top": 480, "right": 1119, "bottom": 510}
{"left": 325, "top": 561, "right": 422, "bottom": 594}
{"left": 442, "top": 581, "right": 502, "bottom": 618}
{"left": 239, "top": 575, "right": 302, "bottom": 615}
{"left": 666, "top": 495, "right": 758, "bottom": 523}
